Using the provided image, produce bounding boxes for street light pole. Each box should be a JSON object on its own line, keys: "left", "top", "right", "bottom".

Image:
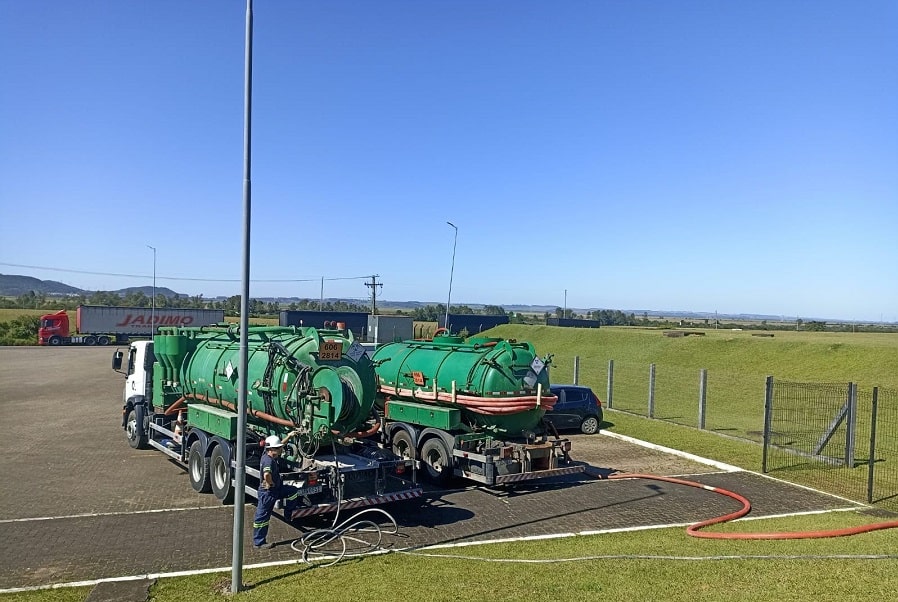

{"left": 445, "top": 221, "right": 458, "bottom": 331}
{"left": 146, "top": 245, "right": 156, "bottom": 337}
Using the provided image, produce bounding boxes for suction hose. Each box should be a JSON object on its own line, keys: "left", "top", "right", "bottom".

{"left": 607, "top": 472, "right": 898, "bottom": 540}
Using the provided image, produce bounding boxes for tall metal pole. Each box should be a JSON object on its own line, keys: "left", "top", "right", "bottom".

{"left": 445, "top": 221, "right": 457, "bottom": 330}
{"left": 232, "top": 0, "right": 253, "bottom": 593}
{"left": 146, "top": 245, "right": 156, "bottom": 336}
{"left": 563, "top": 289, "right": 567, "bottom": 319}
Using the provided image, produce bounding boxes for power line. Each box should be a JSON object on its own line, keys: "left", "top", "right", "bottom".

{"left": 0, "top": 262, "right": 371, "bottom": 284}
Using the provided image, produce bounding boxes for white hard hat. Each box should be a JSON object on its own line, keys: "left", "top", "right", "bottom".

{"left": 265, "top": 435, "right": 284, "bottom": 449}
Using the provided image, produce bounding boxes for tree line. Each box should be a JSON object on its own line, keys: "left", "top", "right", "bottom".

{"left": 0, "top": 291, "right": 367, "bottom": 316}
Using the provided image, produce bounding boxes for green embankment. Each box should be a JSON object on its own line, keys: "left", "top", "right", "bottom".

{"left": 487, "top": 325, "right": 898, "bottom": 439}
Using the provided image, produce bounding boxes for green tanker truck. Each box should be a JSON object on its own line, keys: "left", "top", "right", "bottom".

{"left": 371, "top": 331, "right": 584, "bottom": 485}
{"left": 114, "top": 324, "right": 421, "bottom": 521}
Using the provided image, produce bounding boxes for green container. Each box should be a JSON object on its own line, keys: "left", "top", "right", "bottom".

{"left": 372, "top": 335, "right": 552, "bottom": 437}
{"left": 154, "top": 325, "right": 376, "bottom": 447}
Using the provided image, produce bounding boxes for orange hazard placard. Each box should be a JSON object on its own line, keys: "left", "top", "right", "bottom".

{"left": 319, "top": 340, "right": 343, "bottom": 360}
{"left": 412, "top": 371, "right": 426, "bottom": 386}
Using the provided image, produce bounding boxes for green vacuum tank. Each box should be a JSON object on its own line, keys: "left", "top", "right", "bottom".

{"left": 152, "top": 324, "right": 376, "bottom": 447}
{"left": 371, "top": 332, "right": 556, "bottom": 437}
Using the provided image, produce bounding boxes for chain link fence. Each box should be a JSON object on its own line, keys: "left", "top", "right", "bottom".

{"left": 551, "top": 356, "right": 897, "bottom": 509}
{"left": 762, "top": 380, "right": 898, "bottom": 510}
{"left": 553, "top": 356, "right": 767, "bottom": 441}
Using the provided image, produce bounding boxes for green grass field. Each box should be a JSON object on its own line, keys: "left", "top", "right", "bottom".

{"left": 487, "top": 324, "right": 898, "bottom": 438}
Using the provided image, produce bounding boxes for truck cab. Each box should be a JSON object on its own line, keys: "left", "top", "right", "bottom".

{"left": 38, "top": 310, "right": 69, "bottom": 345}
{"left": 113, "top": 340, "right": 154, "bottom": 405}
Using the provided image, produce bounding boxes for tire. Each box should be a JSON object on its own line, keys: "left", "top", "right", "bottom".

{"left": 125, "top": 408, "right": 148, "bottom": 449}
{"left": 97, "top": 336, "right": 110, "bottom": 346}
{"left": 84, "top": 336, "right": 97, "bottom": 346}
{"left": 48, "top": 336, "right": 62, "bottom": 346}
{"left": 188, "top": 440, "right": 212, "bottom": 493}
{"left": 391, "top": 430, "right": 416, "bottom": 460}
{"left": 210, "top": 444, "right": 234, "bottom": 504}
{"left": 580, "top": 415, "right": 600, "bottom": 435}
{"left": 420, "top": 438, "right": 452, "bottom": 485}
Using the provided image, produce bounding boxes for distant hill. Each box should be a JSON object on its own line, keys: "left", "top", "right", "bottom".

{"left": 0, "top": 274, "right": 182, "bottom": 299}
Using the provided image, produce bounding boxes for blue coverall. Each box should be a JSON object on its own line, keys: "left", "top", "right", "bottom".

{"left": 252, "top": 452, "right": 300, "bottom": 547}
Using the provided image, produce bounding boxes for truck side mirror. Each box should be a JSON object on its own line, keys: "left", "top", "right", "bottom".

{"left": 112, "top": 350, "right": 123, "bottom": 372}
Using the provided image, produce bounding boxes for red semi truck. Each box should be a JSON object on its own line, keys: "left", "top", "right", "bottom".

{"left": 38, "top": 305, "right": 225, "bottom": 346}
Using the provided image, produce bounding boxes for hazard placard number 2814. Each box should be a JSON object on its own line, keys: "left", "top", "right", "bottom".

{"left": 319, "top": 341, "right": 343, "bottom": 360}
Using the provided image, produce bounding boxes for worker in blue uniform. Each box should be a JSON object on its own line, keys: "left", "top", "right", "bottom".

{"left": 252, "top": 433, "right": 300, "bottom": 549}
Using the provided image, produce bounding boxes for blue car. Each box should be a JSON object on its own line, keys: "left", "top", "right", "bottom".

{"left": 545, "top": 384, "right": 604, "bottom": 434}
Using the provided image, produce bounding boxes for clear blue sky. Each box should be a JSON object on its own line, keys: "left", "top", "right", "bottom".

{"left": 1, "top": 1, "right": 895, "bottom": 322}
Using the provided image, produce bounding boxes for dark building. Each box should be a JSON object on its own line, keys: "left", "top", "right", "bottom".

{"left": 279, "top": 310, "right": 370, "bottom": 339}
{"left": 441, "top": 314, "right": 510, "bottom": 334}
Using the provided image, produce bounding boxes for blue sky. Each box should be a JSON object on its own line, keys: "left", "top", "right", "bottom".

{"left": 1, "top": 1, "right": 895, "bottom": 322}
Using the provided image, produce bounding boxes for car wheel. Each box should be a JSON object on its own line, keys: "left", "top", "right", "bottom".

{"left": 580, "top": 415, "right": 600, "bottom": 435}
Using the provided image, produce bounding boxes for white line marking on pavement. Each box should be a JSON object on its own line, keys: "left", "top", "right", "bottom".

{"left": 0, "top": 504, "right": 233, "bottom": 524}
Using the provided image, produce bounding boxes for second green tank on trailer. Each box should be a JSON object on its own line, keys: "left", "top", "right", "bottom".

{"left": 371, "top": 333, "right": 555, "bottom": 437}
{"left": 371, "top": 332, "right": 583, "bottom": 486}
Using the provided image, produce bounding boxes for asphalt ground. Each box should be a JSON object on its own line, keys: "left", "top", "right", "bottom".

{"left": 0, "top": 346, "right": 862, "bottom": 591}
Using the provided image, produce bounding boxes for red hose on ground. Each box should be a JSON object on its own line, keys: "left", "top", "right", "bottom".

{"left": 607, "top": 472, "right": 898, "bottom": 540}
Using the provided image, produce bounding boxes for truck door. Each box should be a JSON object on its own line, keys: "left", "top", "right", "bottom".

{"left": 125, "top": 342, "right": 154, "bottom": 401}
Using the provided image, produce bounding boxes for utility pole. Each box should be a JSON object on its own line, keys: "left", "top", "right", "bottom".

{"left": 365, "top": 275, "right": 382, "bottom": 315}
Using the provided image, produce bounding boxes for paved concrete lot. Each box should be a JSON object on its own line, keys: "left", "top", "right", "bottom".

{"left": 0, "top": 346, "right": 859, "bottom": 590}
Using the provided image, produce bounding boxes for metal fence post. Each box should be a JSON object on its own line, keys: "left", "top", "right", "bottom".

{"left": 762, "top": 375, "right": 774, "bottom": 473}
{"left": 648, "top": 363, "right": 656, "bottom": 419}
{"left": 846, "top": 382, "right": 857, "bottom": 467}
{"left": 867, "top": 387, "right": 879, "bottom": 503}
{"left": 606, "top": 359, "right": 614, "bottom": 409}
{"left": 573, "top": 356, "right": 580, "bottom": 385}
{"left": 698, "top": 368, "right": 707, "bottom": 430}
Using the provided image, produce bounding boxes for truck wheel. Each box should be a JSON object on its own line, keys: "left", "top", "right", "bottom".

{"left": 125, "top": 409, "right": 148, "bottom": 449}
{"left": 84, "top": 336, "right": 97, "bottom": 346}
{"left": 580, "top": 416, "right": 600, "bottom": 435}
{"left": 391, "top": 430, "right": 416, "bottom": 460}
{"left": 97, "top": 336, "right": 110, "bottom": 346}
{"left": 420, "top": 438, "right": 452, "bottom": 485}
{"left": 188, "top": 441, "right": 212, "bottom": 493}
{"left": 49, "top": 336, "right": 62, "bottom": 346}
{"left": 210, "top": 444, "right": 234, "bottom": 504}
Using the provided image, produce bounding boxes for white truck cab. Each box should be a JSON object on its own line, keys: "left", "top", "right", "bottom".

{"left": 113, "top": 340, "right": 154, "bottom": 405}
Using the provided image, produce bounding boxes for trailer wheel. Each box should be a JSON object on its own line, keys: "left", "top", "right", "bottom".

{"left": 210, "top": 444, "right": 234, "bottom": 504}
{"left": 97, "top": 336, "right": 110, "bottom": 346}
{"left": 391, "top": 430, "right": 416, "bottom": 460}
{"left": 125, "top": 409, "right": 148, "bottom": 449}
{"left": 84, "top": 336, "right": 97, "bottom": 346}
{"left": 420, "top": 438, "right": 452, "bottom": 485}
{"left": 48, "top": 336, "right": 62, "bottom": 346}
{"left": 188, "top": 441, "right": 212, "bottom": 493}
